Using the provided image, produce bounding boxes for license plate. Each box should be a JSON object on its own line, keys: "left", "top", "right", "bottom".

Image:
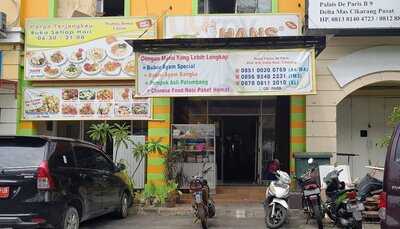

{"left": 0, "top": 187, "right": 9, "bottom": 199}
{"left": 304, "top": 188, "right": 320, "bottom": 197}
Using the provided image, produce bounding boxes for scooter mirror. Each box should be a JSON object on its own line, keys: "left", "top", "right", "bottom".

{"left": 307, "top": 158, "right": 314, "bottom": 165}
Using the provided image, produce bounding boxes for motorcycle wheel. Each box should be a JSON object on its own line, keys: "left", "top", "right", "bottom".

{"left": 265, "top": 203, "right": 287, "bottom": 229}
{"left": 312, "top": 204, "right": 324, "bottom": 229}
{"left": 353, "top": 220, "right": 363, "bottom": 229}
{"left": 325, "top": 204, "right": 337, "bottom": 222}
{"left": 197, "top": 205, "right": 208, "bottom": 229}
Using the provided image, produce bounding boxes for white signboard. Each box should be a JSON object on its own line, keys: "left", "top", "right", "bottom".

{"left": 137, "top": 49, "right": 315, "bottom": 97}
{"left": 24, "top": 87, "right": 152, "bottom": 121}
{"left": 165, "top": 14, "right": 301, "bottom": 39}
{"left": 308, "top": 0, "right": 400, "bottom": 29}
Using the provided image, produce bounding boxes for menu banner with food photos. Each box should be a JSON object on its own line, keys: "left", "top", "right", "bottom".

{"left": 164, "top": 14, "right": 301, "bottom": 39}
{"left": 137, "top": 49, "right": 315, "bottom": 97}
{"left": 23, "top": 87, "right": 152, "bottom": 121}
{"left": 25, "top": 17, "right": 156, "bottom": 81}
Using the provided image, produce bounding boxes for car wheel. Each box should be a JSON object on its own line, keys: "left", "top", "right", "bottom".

{"left": 115, "top": 192, "right": 129, "bottom": 219}
{"left": 57, "top": 206, "right": 80, "bottom": 229}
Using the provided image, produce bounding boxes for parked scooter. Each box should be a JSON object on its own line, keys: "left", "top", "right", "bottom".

{"left": 264, "top": 170, "right": 291, "bottom": 229}
{"left": 323, "top": 169, "right": 364, "bottom": 229}
{"left": 189, "top": 163, "right": 216, "bottom": 229}
{"left": 297, "top": 158, "right": 324, "bottom": 229}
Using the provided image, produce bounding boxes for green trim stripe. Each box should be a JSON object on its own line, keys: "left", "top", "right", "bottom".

{"left": 16, "top": 66, "right": 23, "bottom": 128}
{"left": 17, "top": 128, "right": 37, "bottom": 136}
{"left": 148, "top": 128, "right": 170, "bottom": 137}
{"left": 291, "top": 98, "right": 305, "bottom": 106}
{"left": 124, "top": 0, "right": 131, "bottom": 16}
{"left": 290, "top": 95, "right": 306, "bottom": 175}
{"left": 291, "top": 113, "right": 306, "bottom": 121}
{"left": 272, "top": 0, "right": 279, "bottom": 13}
{"left": 291, "top": 128, "right": 306, "bottom": 136}
{"left": 153, "top": 113, "right": 170, "bottom": 121}
{"left": 153, "top": 98, "right": 171, "bottom": 106}
{"left": 192, "top": 0, "right": 198, "bottom": 15}
{"left": 48, "top": 0, "right": 57, "bottom": 18}
{"left": 16, "top": 66, "right": 37, "bottom": 136}
{"left": 291, "top": 144, "right": 306, "bottom": 152}
{"left": 147, "top": 158, "right": 166, "bottom": 166}
{"left": 147, "top": 98, "right": 171, "bottom": 188}
{"left": 147, "top": 173, "right": 166, "bottom": 180}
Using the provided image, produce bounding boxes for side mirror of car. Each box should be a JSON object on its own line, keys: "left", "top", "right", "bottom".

{"left": 115, "top": 163, "right": 126, "bottom": 172}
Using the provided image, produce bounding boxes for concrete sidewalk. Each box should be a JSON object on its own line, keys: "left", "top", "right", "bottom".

{"left": 80, "top": 204, "right": 380, "bottom": 229}
{"left": 81, "top": 206, "right": 380, "bottom": 229}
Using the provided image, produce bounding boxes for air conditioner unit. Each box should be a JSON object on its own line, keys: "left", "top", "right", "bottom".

{"left": 0, "top": 12, "right": 6, "bottom": 39}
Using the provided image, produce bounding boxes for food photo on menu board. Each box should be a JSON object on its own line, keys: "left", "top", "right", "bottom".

{"left": 26, "top": 36, "right": 136, "bottom": 80}
{"left": 23, "top": 87, "right": 152, "bottom": 120}
{"left": 25, "top": 17, "right": 156, "bottom": 81}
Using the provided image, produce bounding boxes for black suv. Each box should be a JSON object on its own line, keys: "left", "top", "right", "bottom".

{"left": 0, "top": 136, "right": 133, "bottom": 229}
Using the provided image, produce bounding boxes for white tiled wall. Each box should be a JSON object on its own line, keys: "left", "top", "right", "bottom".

{"left": 0, "top": 93, "right": 17, "bottom": 135}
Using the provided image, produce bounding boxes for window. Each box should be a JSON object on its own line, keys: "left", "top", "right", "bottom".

{"left": 395, "top": 135, "right": 400, "bottom": 162}
{"left": 74, "top": 145, "right": 114, "bottom": 171}
{"left": 97, "top": 0, "right": 124, "bottom": 16}
{"left": 0, "top": 138, "right": 46, "bottom": 168}
{"left": 57, "top": 121, "right": 80, "bottom": 139}
{"left": 49, "top": 141, "right": 74, "bottom": 169}
{"left": 199, "top": 0, "right": 272, "bottom": 14}
{"left": 236, "top": 0, "right": 272, "bottom": 13}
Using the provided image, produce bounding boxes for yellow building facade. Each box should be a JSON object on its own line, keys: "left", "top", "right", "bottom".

{"left": 16, "top": 0, "right": 307, "bottom": 193}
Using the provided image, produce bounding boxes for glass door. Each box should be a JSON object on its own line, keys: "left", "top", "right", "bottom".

{"left": 260, "top": 99, "right": 277, "bottom": 182}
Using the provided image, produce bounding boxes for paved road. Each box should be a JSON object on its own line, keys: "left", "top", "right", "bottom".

{"left": 80, "top": 212, "right": 380, "bottom": 229}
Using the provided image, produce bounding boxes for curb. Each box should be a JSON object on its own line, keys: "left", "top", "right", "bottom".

{"left": 132, "top": 204, "right": 305, "bottom": 218}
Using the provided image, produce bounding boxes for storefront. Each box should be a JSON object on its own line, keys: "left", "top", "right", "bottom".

{"left": 305, "top": 0, "right": 400, "bottom": 179}
{"left": 22, "top": 17, "right": 156, "bottom": 158}
{"left": 132, "top": 12, "right": 325, "bottom": 187}
{"left": 172, "top": 96, "right": 289, "bottom": 185}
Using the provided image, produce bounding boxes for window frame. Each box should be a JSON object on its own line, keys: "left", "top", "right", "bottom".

{"left": 394, "top": 128, "right": 400, "bottom": 163}
{"left": 200, "top": 0, "right": 272, "bottom": 14}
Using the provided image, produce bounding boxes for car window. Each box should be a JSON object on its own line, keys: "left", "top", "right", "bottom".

{"left": 49, "top": 141, "right": 74, "bottom": 169}
{"left": 74, "top": 145, "right": 114, "bottom": 171}
{"left": 395, "top": 135, "right": 400, "bottom": 162}
{"left": 93, "top": 151, "right": 115, "bottom": 172}
{"left": 0, "top": 137, "right": 46, "bottom": 168}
